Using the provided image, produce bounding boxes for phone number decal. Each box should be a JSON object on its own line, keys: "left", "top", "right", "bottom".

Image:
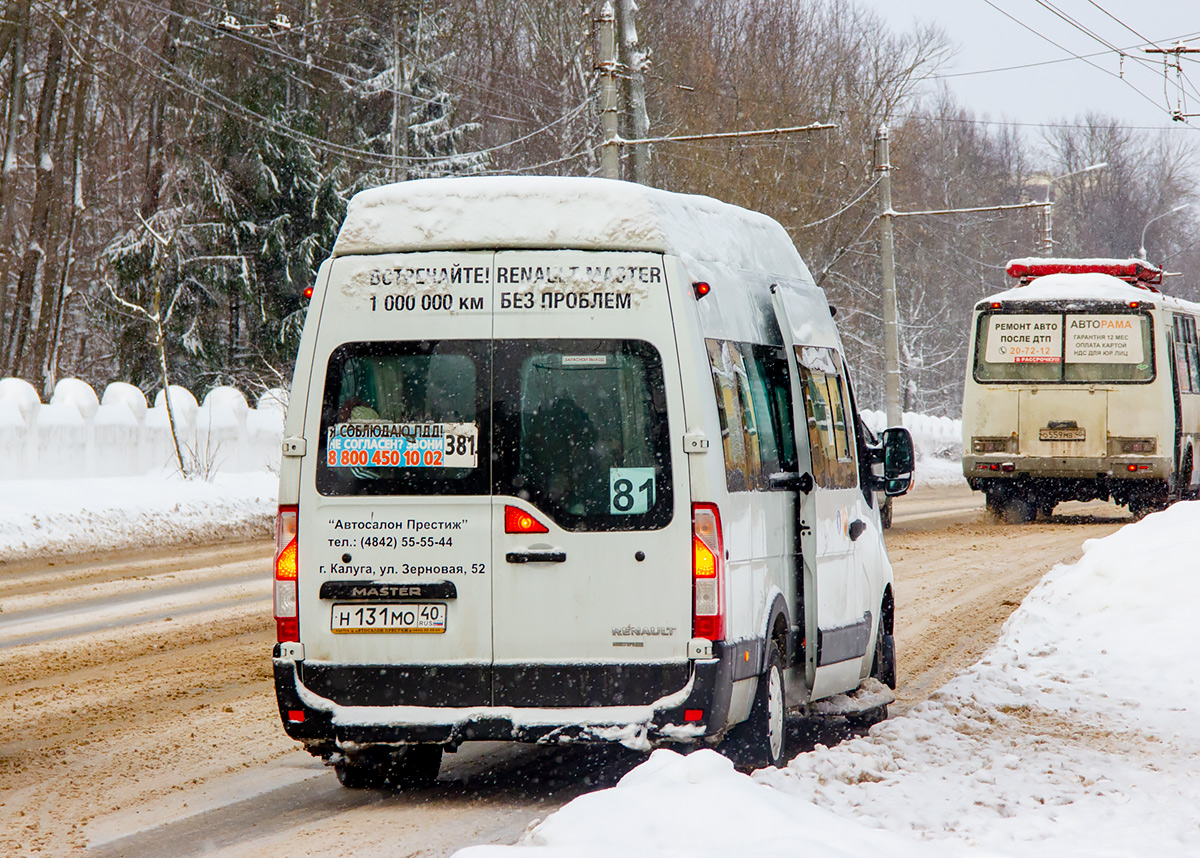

{"left": 327, "top": 422, "right": 478, "bottom": 468}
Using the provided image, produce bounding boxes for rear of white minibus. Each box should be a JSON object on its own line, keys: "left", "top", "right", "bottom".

{"left": 273, "top": 248, "right": 731, "bottom": 780}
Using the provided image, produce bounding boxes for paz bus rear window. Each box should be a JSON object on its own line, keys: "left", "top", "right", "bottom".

{"left": 974, "top": 311, "right": 1154, "bottom": 384}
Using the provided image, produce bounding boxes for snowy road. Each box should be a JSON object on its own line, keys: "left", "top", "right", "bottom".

{"left": 0, "top": 488, "right": 1129, "bottom": 857}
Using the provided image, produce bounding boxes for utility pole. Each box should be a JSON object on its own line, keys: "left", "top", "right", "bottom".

{"left": 616, "top": 0, "right": 649, "bottom": 183}
{"left": 597, "top": 1, "right": 619, "bottom": 180}
{"left": 1041, "top": 197, "right": 1054, "bottom": 257}
{"left": 875, "top": 124, "right": 902, "bottom": 429}
{"left": 390, "top": 1, "right": 408, "bottom": 183}
{"left": 875, "top": 124, "right": 1048, "bottom": 424}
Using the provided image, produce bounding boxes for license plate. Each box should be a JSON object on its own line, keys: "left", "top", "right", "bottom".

{"left": 330, "top": 603, "right": 447, "bottom": 633}
{"left": 1040, "top": 428, "right": 1085, "bottom": 441}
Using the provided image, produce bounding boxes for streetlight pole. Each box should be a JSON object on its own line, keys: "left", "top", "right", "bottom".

{"left": 1040, "top": 162, "right": 1107, "bottom": 257}
{"left": 1139, "top": 204, "right": 1190, "bottom": 261}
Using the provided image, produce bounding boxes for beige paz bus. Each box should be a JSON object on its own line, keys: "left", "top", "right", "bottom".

{"left": 962, "top": 258, "right": 1200, "bottom": 522}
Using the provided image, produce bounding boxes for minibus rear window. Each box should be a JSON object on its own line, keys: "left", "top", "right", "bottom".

{"left": 974, "top": 311, "right": 1154, "bottom": 384}
{"left": 493, "top": 339, "right": 672, "bottom": 531}
{"left": 316, "top": 340, "right": 491, "bottom": 496}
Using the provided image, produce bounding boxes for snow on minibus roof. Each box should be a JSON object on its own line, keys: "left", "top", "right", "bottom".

{"left": 332, "top": 176, "right": 809, "bottom": 277}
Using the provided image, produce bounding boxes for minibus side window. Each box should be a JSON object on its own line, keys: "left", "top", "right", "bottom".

{"left": 842, "top": 369, "right": 874, "bottom": 506}
{"left": 1173, "top": 320, "right": 1192, "bottom": 394}
{"left": 758, "top": 343, "right": 796, "bottom": 472}
{"left": 748, "top": 345, "right": 796, "bottom": 480}
{"left": 1186, "top": 317, "right": 1200, "bottom": 392}
{"left": 796, "top": 346, "right": 858, "bottom": 490}
{"left": 706, "top": 340, "right": 797, "bottom": 491}
{"left": 707, "top": 339, "right": 754, "bottom": 492}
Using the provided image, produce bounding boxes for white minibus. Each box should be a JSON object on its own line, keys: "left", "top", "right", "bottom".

{"left": 963, "top": 258, "right": 1200, "bottom": 521}
{"left": 272, "top": 177, "right": 914, "bottom": 787}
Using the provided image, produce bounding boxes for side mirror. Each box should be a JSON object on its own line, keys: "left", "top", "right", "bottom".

{"left": 878, "top": 426, "right": 914, "bottom": 497}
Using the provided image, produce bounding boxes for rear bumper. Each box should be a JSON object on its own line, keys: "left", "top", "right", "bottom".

{"left": 964, "top": 454, "right": 1171, "bottom": 504}
{"left": 964, "top": 454, "right": 1169, "bottom": 482}
{"left": 273, "top": 644, "right": 735, "bottom": 748}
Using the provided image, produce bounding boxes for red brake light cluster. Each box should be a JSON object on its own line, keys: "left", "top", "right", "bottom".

{"left": 505, "top": 504, "right": 548, "bottom": 534}
{"left": 274, "top": 505, "right": 300, "bottom": 643}
{"left": 692, "top": 503, "right": 725, "bottom": 641}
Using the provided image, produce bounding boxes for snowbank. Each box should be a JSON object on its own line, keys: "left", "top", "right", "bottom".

{"left": 860, "top": 409, "right": 965, "bottom": 488}
{"left": 0, "top": 472, "right": 277, "bottom": 561}
{"left": 0, "top": 378, "right": 285, "bottom": 480}
{"left": 458, "top": 502, "right": 1200, "bottom": 858}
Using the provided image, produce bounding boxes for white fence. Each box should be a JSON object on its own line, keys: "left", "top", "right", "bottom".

{"left": 0, "top": 377, "right": 961, "bottom": 482}
{"left": 0, "top": 378, "right": 285, "bottom": 480}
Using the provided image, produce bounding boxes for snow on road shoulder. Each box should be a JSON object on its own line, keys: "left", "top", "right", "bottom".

{"left": 0, "top": 472, "right": 276, "bottom": 562}
{"left": 458, "top": 502, "right": 1200, "bottom": 858}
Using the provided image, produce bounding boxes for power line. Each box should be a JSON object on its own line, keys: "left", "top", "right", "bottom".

{"left": 1034, "top": 0, "right": 1200, "bottom": 105}
{"left": 980, "top": 0, "right": 1177, "bottom": 121}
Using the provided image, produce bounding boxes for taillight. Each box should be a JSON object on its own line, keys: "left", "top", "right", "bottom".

{"left": 505, "top": 504, "right": 549, "bottom": 534}
{"left": 692, "top": 503, "right": 724, "bottom": 641}
{"left": 274, "top": 505, "right": 299, "bottom": 643}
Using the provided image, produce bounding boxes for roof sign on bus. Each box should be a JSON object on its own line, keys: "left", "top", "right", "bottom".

{"left": 984, "top": 314, "right": 1062, "bottom": 363}
{"left": 1065, "top": 315, "right": 1143, "bottom": 363}
{"left": 1005, "top": 258, "right": 1164, "bottom": 288}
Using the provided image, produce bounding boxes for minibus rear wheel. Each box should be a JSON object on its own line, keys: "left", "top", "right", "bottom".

{"left": 724, "top": 642, "right": 787, "bottom": 771}
{"left": 872, "top": 626, "right": 897, "bottom": 691}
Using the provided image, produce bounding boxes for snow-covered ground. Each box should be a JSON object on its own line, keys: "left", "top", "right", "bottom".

{"left": 458, "top": 501, "right": 1200, "bottom": 858}
{"left": 0, "top": 472, "right": 277, "bottom": 562}
{"left": 17, "top": 414, "right": 1191, "bottom": 858}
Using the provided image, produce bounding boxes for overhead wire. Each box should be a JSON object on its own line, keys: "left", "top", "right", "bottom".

{"left": 980, "top": 0, "right": 1171, "bottom": 119}
{"left": 1032, "top": 0, "right": 1200, "bottom": 106}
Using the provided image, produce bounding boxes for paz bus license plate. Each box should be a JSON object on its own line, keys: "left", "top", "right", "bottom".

{"left": 330, "top": 603, "right": 447, "bottom": 633}
{"left": 1040, "top": 428, "right": 1085, "bottom": 441}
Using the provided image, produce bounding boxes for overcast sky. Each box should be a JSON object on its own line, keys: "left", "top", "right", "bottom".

{"left": 860, "top": 0, "right": 1200, "bottom": 142}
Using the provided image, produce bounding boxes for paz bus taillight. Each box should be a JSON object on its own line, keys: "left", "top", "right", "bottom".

{"left": 274, "top": 505, "right": 299, "bottom": 643}
{"left": 692, "top": 503, "right": 725, "bottom": 641}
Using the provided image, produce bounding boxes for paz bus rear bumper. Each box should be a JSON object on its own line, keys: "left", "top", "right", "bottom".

{"left": 964, "top": 454, "right": 1170, "bottom": 501}
{"left": 272, "top": 643, "right": 735, "bottom": 750}
{"left": 964, "top": 454, "right": 1169, "bottom": 481}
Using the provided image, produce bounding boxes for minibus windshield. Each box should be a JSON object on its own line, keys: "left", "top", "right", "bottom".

{"left": 973, "top": 311, "right": 1154, "bottom": 383}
